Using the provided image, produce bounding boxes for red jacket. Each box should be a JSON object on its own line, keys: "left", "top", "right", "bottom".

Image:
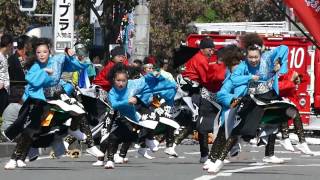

{"left": 181, "top": 51, "right": 209, "bottom": 85}
{"left": 93, "top": 60, "right": 128, "bottom": 91}
{"left": 204, "top": 60, "right": 227, "bottom": 93}
{"left": 279, "top": 69, "right": 298, "bottom": 104}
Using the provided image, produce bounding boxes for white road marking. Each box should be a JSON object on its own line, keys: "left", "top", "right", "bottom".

{"left": 194, "top": 175, "right": 217, "bottom": 180}
{"left": 184, "top": 152, "right": 201, "bottom": 155}
{"left": 274, "top": 150, "right": 301, "bottom": 154}
{"left": 194, "top": 163, "right": 320, "bottom": 180}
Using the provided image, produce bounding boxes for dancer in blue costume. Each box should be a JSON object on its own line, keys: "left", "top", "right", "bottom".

{"left": 203, "top": 45, "right": 245, "bottom": 171}
{"left": 137, "top": 67, "right": 178, "bottom": 158}
{"left": 108, "top": 68, "right": 176, "bottom": 124}
{"left": 4, "top": 38, "right": 101, "bottom": 170}
{"left": 206, "top": 33, "right": 290, "bottom": 173}
{"left": 104, "top": 63, "right": 176, "bottom": 169}
{"left": 231, "top": 33, "right": 288, "bottom": 93}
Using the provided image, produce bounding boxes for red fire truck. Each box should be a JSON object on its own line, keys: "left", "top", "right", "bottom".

{"left": 185, "top": 21, "right": 320, "bottom": 131}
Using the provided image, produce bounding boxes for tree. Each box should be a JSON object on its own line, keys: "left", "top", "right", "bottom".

{"left": 149, "top": 0, "right": 206, "bottom": 58}
{"left": 0, "top": 0, "right": 286, "bottom": 59}
{"left": 149, "top": 0, "right": 285, "bottom": 59}
{"left": 0, "top": 0, "right": 52, "bottom": 36}
{"left": 209, "top": 0, "right": 285, "bottom": 22}
{"left": 74, "top": 0, "right": 93, "bottom": 47}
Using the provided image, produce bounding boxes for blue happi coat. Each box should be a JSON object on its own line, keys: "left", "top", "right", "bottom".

{"left": 230, "top": 45, "right": 288, "bottom": 95}
{"left": 216, "top": 71, "right": 247, "bottom": 126}
{"left": 217, "top": 73, "right": 246, "bottom": 109}
{"left": 108, "top": 73, "right": 176, "bottom": 122}
{"left": 23, "top": 54, "right": 87, "bottom": 101}
{"left": 139, "top": 73, "right": 177, "bottom": 106}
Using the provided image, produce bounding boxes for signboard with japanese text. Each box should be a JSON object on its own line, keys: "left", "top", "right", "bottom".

{"left": 53, "top": 0, "right": 75, "bottom": 53}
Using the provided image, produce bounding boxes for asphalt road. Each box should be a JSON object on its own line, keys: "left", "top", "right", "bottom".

{"left": 1, "top": 142, "right": 320, "bottom": 180}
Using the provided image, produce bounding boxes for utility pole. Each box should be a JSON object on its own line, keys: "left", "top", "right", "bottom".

{"left": 131, "top": 0, "right": 150, "bottom": 62}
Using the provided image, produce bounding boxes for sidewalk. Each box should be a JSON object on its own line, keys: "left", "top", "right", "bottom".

{"left": 0, "top": 142, "right": 85, "bottom": 158}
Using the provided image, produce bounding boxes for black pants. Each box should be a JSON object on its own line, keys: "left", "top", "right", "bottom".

{"left": 174, "top": 123, "right": 194, "bottom": 145}
{"left": 265, "top": 134, "right": 276, "bottom": 157}
{"left": 105, "top": 118, "right": 138, "bottom": 161}
{"left": 139, "top": 127, "right": 155, "bottom": 148}
{"left": 198, "top": 132, "right": 209, "bottom": 157}
{"left": 165, "top": 126, "right": 175, "bottom": 147}
{"left": 0, "top": 88, "right": 9, "bottom": 116}
{"left": 99, "top": 141, "right": 132, "bottom": 161}
{"left": 64, "top": 114, "right": 95, "bottom": 148}
{"left": 209, "top": 126, "right": 227, "bottom": 162}
{"left": 9, "top": 98, "right": 47, "bottom": 160}
{"left": 173, "top": 123, "right": 209, "bottom": 157}
{"left": 5, "top": 98, "right": 47, "bottom": 141}
{"left": 216, "top": 135, "right": 238, "bottom": 161}
{"left": 281, "top": 107, "right": 306, "bottom": 143}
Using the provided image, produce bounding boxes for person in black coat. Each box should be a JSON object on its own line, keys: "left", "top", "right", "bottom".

{"left": 7, "top": 35, "right": 33, "bottom": 103}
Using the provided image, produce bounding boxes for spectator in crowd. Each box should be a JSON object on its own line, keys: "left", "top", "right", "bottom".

{"left": 0, "top": 34, "right": 14, "bottom": 116}
{"left": 158, "top": 58, "right": 175, "bottom": 82}
{"left": 72, "top": 43, "right": 96, "bottom": 87}
{"left": 8, "top": 35, "right": 33, "bottom": 103}
{"left": 93, "top": 46, "right": 128, "bottom": 91}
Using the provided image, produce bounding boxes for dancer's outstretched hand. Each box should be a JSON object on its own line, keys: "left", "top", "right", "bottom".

{"left": 65, "top": 47, "right": 76, "bottom": 57}
{"left": 129, "top": 96, "right": 137, "bottom": 105}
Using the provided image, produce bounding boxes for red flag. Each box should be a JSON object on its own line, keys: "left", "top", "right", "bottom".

{"left": 284, "top": 0, "right": 320, "bottom": 47}
{"left": 314, "top": 49, "right": 320, "bottom": 108}
{"left": 284, "top": 0, "right": 320, "bottom": 108}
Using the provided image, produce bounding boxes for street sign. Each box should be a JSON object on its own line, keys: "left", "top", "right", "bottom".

{"left": 19, "top": 0, "right": 37, "bottom": 11}
{"left": 53, "top": 0, "right": 75, "bottom": 53}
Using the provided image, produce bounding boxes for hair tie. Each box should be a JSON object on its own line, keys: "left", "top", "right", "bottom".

{"left": 253, "top": 44, "right": 262, "bottom": 50}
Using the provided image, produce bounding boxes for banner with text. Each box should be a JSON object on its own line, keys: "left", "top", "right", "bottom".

{"left": 53, "top": 0, "right": 75, "bottom": 53}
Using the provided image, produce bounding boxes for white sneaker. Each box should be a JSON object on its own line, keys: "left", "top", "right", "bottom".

{"left": 164, "top": 147, "right": 178, "bottom": 157}
{"left": 138, "top": 148, "right": 154, "bottom": 159}
{"left": 114, "top": 154, "right": 122, "bottom": 164}
{"left": 280, "top": 138, "right": 295, "bottom": 152}
{"left": 134, "top": 144, "right": 141, "bottom": 149}
{"left": 207, "top": 159, "right": 224, "bottom": 173}
{"left": 92, "top": 160, "right": 104, "bottom": 166}
{"left": 114, "top": 154, "right": 128, "bottom": 164}
{"left": 68, "top": 129, "right": 87, "bottom": 141}
{"left": 104, "top": 161, "right": 115, "bottom": 169}
{"left": 86, "top": 146, "right": 104, "bottom": 157}
{"left": 199, "top": 156, "right": 208, "bottom": 163}
{"left": 202, "top": 159, "right": 214, "bottom": 170}
{"left": 223, "top": 159, "right": 231, "bottom": 164}
{"left": 249, "top": 138, "right": 258, "bottom": 145}
{"left": 4, "top": 159, "right": 17, "bottom": 170}
{"left": 145, "top": 138, "right": 159, "bottom": 152}
{"left": 16, "top": 160, "right": 26, "bottom": 168}
{"left": 296, "top": 142, "right": 313, "bottom": 155}
{"left": 262, "top": 156, "right": 284, "bottom": 164}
